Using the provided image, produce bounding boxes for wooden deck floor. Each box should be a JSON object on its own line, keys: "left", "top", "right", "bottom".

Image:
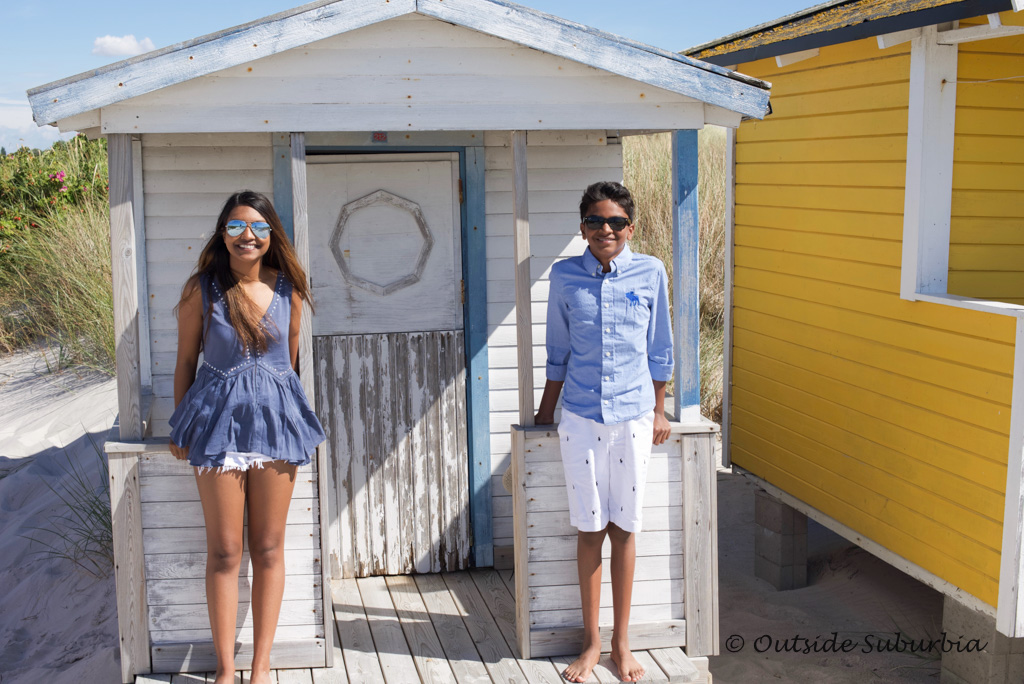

{"left": 135, "top": 568, "right": 707, "bottom": 684}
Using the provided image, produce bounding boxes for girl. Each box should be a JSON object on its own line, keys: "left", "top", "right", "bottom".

{"left": 168, "top": 190, "right": 326, "bottom": 684}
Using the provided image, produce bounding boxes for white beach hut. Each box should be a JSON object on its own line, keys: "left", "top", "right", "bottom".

{"left": 28, "top": 1, "right": 770, "bottom": 681}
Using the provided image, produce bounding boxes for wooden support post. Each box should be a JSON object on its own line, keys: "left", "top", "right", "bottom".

{"left": 273, "top": 133, "right": 295, "bottom": 241}
{"left": 511, "top": 130, "right": 534, "bottom": 426}
{"left": 131, "top": 138, "right": 152, "bottom": 393}
{"left": 682, "top": 433, "right": 719, "bottom": 656}
{"left": 108, "top": 133, "right": 143, "bottom": 440}
{"left": 464, "top": 145, "right": 493, "bottom": 568}
{"left": 107, "top": 448, "right": 150, "bottom": 682}
{"left": 721, "top": 127, "right": 736, "bottom": 468}
{"left": 289, "top": 132, "right": 331, "bottom": 665}
{"left": 290, "top": 133, "right": 314, "bottom": 401}
{"left": 671, "top": 130, "right": 701, "bottom": 423}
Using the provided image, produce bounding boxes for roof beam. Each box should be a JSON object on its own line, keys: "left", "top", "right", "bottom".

{"left": 775, "top": 48, "right": 819, "bottom": 67}
{"left": 936, "top": 21, "right": 1024, "bottom": 44}
{"left": 877, "top": 27, "right": 922, "bottom": 49}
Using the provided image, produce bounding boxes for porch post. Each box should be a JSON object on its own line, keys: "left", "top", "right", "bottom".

{"left": 107, "top": 133, "right": 150, "bottom": 682}
{"left": 671, "top": 129, "right": 701, "bottom": 422}
{"left": 108, "top": 133, "right": 143, "bottom": 439}
{"left": 290, "top": 132, "right": 314, "bottom": 401}
{"left": 290, "top": 132, "right": 333, "bottom": 666}
{"left": 511, "top": 130, "right": 535, "bottom": 425}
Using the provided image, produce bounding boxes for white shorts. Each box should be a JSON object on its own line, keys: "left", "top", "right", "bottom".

{"left": 557, "top": 408, "right": 655, "bottom": 533}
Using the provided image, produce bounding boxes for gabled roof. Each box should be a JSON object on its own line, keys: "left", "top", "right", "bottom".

{"left": 687, "top": 0, "right": 1015, "bottom": 66}
{"left": 29, "top": 0, "right": 771, "bottom": 127}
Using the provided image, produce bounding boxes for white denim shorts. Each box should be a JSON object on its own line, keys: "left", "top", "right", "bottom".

{"left": 557, "top": 408, "right": 655, "bottom": 533}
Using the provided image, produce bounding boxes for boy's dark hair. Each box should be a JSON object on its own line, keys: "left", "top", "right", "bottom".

{"left": 579, "top": 181, "right": 635, "bottom": 222}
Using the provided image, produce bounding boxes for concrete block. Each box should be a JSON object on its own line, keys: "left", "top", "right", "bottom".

{"left": 940, "top": 595, "right": 1024, "bottom": 684}
{"left": 753, "top": 554, "right": 805, "bottom": 591}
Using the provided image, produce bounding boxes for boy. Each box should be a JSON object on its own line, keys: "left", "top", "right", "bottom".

{"left": 535, "top": 181, "right": 673, "bottom": 683}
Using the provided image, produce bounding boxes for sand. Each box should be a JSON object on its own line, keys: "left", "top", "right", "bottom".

{"left": 0, "top": 348, "right": 944, "bottom": 683}
{"left": 0, "top": 346, "right": 121, "bottom": 684}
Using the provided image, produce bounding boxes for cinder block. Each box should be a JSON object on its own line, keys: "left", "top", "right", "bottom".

{"left": 754, "top": 489, "right": 807, "bottom": 535}
{"left": 940, "top": 595, "right": 1024, "bottom": 684}
{"left": 754, "top": 554, "right": 803, "bottom": 591}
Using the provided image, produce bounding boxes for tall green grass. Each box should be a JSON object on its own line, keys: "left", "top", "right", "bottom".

{"left": 0, "top": 136, "right": 113, "bottom": 371}
{"left": 624, "top": 129, "right": 727, "bottom": 422}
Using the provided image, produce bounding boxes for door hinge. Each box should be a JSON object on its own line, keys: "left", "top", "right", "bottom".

{"left": 458, "top": 178, "right": 464, "bottom": 205}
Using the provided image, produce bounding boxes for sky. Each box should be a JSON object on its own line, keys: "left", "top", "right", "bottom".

{"left": 2, "top": 0, "right": 814, "bottom": 151}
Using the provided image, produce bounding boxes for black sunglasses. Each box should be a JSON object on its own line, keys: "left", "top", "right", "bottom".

{"left": 582, "top": 216, "right": 632, "bottom": 231}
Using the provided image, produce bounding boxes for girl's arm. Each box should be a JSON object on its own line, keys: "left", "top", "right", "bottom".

{"left": 289, "top": 290, "right": 303, "bottom": 371}
{"left": 170, "top": 277, "right": 203, "bottom": 459}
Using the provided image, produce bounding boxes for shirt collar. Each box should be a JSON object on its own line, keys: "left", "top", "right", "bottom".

{"left": 583, "top": 243, "right": 634, "bottom": 276}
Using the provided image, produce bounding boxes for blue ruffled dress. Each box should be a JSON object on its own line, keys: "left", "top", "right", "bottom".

{"left": 169, "top": 271, "right": 325, "bottom": 469}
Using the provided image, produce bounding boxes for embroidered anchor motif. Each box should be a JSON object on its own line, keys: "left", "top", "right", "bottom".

{"left": 626, "top": 291, "right": 641, "bottom": 306}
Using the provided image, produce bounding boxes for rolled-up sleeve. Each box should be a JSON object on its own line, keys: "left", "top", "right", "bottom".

{"left": 647, "top": 263, "right": 674, "bottom": 382}
{"left": 545, "top": 272, "right": 570, "bottom": 381}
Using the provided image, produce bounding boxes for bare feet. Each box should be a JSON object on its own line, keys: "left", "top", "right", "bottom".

{"left": 611, "top": 645, "right": 645, "bottom": 682}
{"left": 211, "top": 670, "right": 236, "bottom": 684}
{"left": 563, "top": 642, "right": 601, "bottom": 682}
{"left": 248, "top": 667, "right": 273, "bottom": 684}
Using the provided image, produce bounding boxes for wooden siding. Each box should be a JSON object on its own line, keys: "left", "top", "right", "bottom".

{"left": 948, "top": 11, "right": 1024, "bottom": 304}
{"left": 510, "top": 424, "right": 721, "bottom": 659}
{"left": 138, "top": 451, "right": 325, "bottom": 667}
{"left": 732, "top": 35, "right": 1016, "bottom": 607}
{"left": 97, "top": 16, "right": 706, "bottom": 134}
{"left": 142, "top": 132, "right": 274, "bottom": 436}
{"left": 483, "top": 131, "right": 623, "bottom": 552}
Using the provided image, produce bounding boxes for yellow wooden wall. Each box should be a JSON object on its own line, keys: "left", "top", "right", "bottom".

{"left": 948, "top": 11, "right": 1024, "bottom": 303}
{"left": 732, "top": 34, "right": 1015, "bottom": 607}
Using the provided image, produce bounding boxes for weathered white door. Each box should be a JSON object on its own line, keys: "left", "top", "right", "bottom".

{"left": 307, "top": 153, "right": 470, "bottom": 578}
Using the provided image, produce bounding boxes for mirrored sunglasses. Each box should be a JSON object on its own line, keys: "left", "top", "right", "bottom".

{"left": 582, "top": 216, "right": 631, "bottom": 231}
{"left": 224, "top": 220, "right": 272, "bottom": 239}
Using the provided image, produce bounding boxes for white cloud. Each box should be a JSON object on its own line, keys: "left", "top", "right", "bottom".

{"left": 0, "top": 98, "right": 79, "bottom": 152}
{"left": 92, "top": 34, "right": 156, "bottom": 57}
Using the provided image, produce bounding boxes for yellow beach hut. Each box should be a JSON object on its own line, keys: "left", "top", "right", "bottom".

{"left": 687, "top": 0, "right": 1024, "bottom": 680}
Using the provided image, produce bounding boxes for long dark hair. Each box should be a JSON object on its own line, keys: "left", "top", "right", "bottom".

{"left": 182, "top": 190, "right": 313, "bottom": 353}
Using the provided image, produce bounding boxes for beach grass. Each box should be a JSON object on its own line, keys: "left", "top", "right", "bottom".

{"left": 22, "top": 447, "right": 114, "bottom": 579}
{"left": 0, "top": 136, "right": 113, "bottom": 371}
{"left": 624, "top": 128, "right": 727, "bottom": 422}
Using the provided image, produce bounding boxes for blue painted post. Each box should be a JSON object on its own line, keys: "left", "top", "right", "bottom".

{"left": 273, "top": 133, "right": 294, "bottom": 242}
{"left": 463, "top": 146, "right": 493, "bottom": 567}
{"left": 672, "top": 129, "right": 700, "bottom": 421}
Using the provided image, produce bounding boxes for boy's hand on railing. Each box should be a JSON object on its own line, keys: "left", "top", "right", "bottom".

{"left": 652, "top": 412, "right": 671, "bottom": 445}
{"left": 534, "top": 410, "right": 555, "bottom": 425}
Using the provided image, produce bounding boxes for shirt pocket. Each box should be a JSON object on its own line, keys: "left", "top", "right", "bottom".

{"left": 623, "top": 286, "right": 652, "bottom": 331}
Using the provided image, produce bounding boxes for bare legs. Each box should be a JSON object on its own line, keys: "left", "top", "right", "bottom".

{"left": 561, "top": 523, "right": 645, "bottom": 683}
{"left": 195, "top": 462, "right": 297, "bottom": 684}
{"left": 246, "top": 461, "right": 297, "bottom": 684}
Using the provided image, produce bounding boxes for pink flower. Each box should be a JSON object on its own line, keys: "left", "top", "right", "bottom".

{"left": 60, "top": 186, "right": 68, "bottom": 192}
{"left": 55, "top": 171, "right": 66, "bottom": 181}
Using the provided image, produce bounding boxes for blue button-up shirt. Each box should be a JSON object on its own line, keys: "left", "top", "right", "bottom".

{"left": 545, "top": 244, "right": 673, "bottom": 424}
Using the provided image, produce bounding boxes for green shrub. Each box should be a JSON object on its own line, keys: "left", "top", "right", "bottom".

{"left": 0, "top": 135, "right": 113, "bottom": 371}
